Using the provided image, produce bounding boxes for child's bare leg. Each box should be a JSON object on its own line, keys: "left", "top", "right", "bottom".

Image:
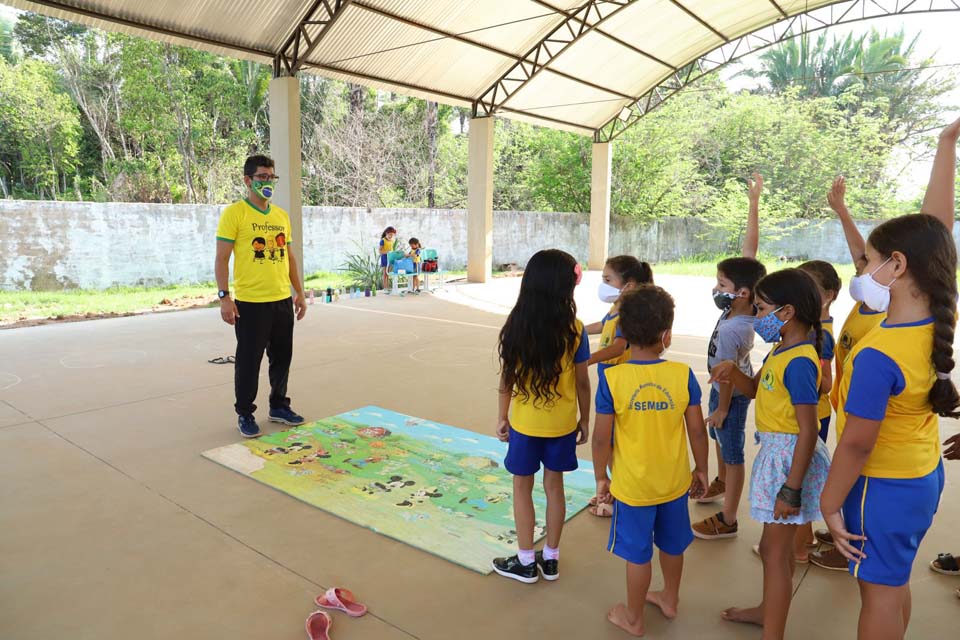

{"left": 723, "top": 522, "right": 797, "bottom": 636}
{"left": 793, "top": 523, "right": 813, "bottom": 562}
{"left": 513, "top": 474, "right": 536, "bottom": 552}
{"left": 382, "top": 268, "right": 389, "bottom": 290}
{"left": 413, "top": 275, "right": 420, "bottom": 290}
{"left": 758, "top": 523, "right": 797, "bottom": 640}
{"left": 646, "top": 550, "right": 682, "bottom": 619}
{"left": 542, "top": 469, "right": 565, "bottom": 548}
{"left": 721, "top": 463, "right": 744, "bottom": 524}
{"left": 715, "top": 442, "right": 726, "bottom": 483}
{"left": 608, "top": 561, "right": 651, "bottom": 637}
{"left": 858, "top": 581, "right": 908, "bottom": 640}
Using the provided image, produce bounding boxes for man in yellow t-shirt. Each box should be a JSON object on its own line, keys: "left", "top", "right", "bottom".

{"left": 215, "top": 155, "right": 307, "bottom": 438}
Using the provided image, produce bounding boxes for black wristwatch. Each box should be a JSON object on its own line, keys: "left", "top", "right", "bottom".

{"left": 218, "top": 290, "right": 230, "bottom": 300}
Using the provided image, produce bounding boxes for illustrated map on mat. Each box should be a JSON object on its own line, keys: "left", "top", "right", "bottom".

{"left": 202, "top": 406, "right": 595, "bottom": 574}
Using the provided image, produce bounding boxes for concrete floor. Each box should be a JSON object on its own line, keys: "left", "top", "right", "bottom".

{"left": 1, "top": 279, "right": 958, "bottom": 639}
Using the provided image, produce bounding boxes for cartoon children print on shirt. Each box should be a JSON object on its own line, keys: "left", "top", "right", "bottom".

{"left": 276, "top": 232, "right": 286, "bottom": 259}
{"left": 267, "top": 237, "right": 277, "bottom": 262}
{"left": 252, "top": 237, "right": 267, "bottom": 262}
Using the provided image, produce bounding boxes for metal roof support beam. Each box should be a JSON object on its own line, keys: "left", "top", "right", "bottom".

{"left": 274, "top": 0, "right": 353, "bottom": 77}
{"left": 667, "top": 1, "right": 729, "bottom": 42}
{"left": 595, "top": 0, "right": 960, "bottom": 142}
{"left": 475, "top": 0, "right": 646, "bottom": 117}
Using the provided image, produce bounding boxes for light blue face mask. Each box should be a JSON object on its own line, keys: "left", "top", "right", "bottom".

{"left": 753, "top": 306, "right": 786, "bottom": 343}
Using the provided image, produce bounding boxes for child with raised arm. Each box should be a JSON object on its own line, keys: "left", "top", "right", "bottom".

{"left": 593, "top": 285, "right": 709, "bottom": 637}
{"left": 810, "top": 177, "right": 888, "bottom": 571}
{"left": 712, "top": 269, "right": 832, "bottom": 640}
{"left": 692, "top": 173, "right": 766, "bottom": 541}
{"left": 494, "top": 250, "right": 590, "bottom": 583}
{"left": 820, "top": 117, "right": 960, "bottom": 640}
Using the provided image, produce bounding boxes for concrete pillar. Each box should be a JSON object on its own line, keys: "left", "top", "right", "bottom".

{"left": 589, "top": 141, "right": 612, "bottom": 270}
{"left": 467, "top": 116, "right": 495, "bottom": 283}
{"left": 269, "top": 75, "right": 304, "bottom": 286}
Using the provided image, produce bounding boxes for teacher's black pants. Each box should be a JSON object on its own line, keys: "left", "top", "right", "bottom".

{"left": 234, "top": 297, "right": 293, "bottom": 416}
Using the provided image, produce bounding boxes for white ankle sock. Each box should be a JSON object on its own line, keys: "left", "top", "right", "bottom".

{"left": 543, "top": 545, "right": 559, "bottom": 561}
{"left": 517, "top": 549, "right": 536, "bottom": 566}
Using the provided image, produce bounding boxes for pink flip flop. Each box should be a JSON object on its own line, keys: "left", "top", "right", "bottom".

{"left": 315, "top": 587, "right": 368, "bottom": 617}
{"left": 305, "top": 610, "right": 333, "bottom": 640}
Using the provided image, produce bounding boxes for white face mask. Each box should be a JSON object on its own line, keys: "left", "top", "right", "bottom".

{"left": 850, "top": 258, "right": 896, "bottom": 313}
{"left": 598, "top": 282, "right": 621, "bottom": 304}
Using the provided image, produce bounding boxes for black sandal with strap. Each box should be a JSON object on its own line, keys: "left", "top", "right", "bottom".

{"left": 930, "top": 553, "right": 960, "bottom": 575}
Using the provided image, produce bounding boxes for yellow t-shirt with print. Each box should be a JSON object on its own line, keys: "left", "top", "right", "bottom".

{"left": 216, "top": 199, "right": 292, "bottom": 303}
{"left": 830, "top": 303, "right": 885, "bottom": 410}
{"left": 379, "top": 237, "right": 396, "bottom": 255}
{"left": 755, "top": 343, "right": 822, "bottom": 434}
{"left": 596, "top": 360, "right": 700, "bottom": 507}
{"left": 836, "top": 320, "right": 940, "bottom": 479}
{"left": 510, "top": 321, "right": 590, "bottom": 438}
{"left": 599, "top": 305, "right": 631, "bottom": 367}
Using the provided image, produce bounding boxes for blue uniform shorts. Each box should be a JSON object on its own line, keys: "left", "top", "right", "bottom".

{"left": 607, "top": 495, "right": 693, "bottom": 565}
{"left": 843, "top": 461, "right": 945, "bottom": 587}
{"left": 504, "top": 427, "right": 578, "bottom": 476}
{"left": 707, "top": 387, "right": 750, "bottom": 465}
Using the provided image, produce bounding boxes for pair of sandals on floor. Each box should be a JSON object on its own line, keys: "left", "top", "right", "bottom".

{"left": 306, "top": 588, "right": 367, "bottom": 639}
{"left": 930, "top": 553, "right": 960, "bottom": 600}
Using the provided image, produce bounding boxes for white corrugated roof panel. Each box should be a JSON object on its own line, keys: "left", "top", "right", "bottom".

{"left": 548, "top": 29, "right": 672, "bottom": 97}
{"left": 8, "top": 1, "right": 895, "bottom": 136}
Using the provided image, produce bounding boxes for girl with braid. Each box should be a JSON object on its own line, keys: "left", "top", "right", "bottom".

{"left": 820, "top": 117, "right": 960, "bottom": 640}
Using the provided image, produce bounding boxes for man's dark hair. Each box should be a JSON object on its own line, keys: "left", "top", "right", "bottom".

{"left": 619, "top": 285, "right": 674, "bottom": 348}
{"left": 244, "top": 155, "right": 275, "bottom": 177}
{"left": 717, "top": 257, "right": 767, "bottom": 294}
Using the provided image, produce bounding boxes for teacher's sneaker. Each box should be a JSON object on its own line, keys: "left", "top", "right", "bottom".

{"left": 269, "top": 407, "right": 305, "bottom": 426}
{"left": 238, "top": 414, "right": 261, "bottom": 438}
{"left": 535, "top": 551, "right": 559, "bottom": 581}
{"left": 492, "top": 555, "right": 539, "bottom": 584}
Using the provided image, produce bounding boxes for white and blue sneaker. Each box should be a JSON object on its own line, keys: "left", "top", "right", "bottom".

{"left": 269, "top": 407, "right": 305, "bottom": 426}
{"left": 238, "top": 414, "right": 261, "bottom": 438}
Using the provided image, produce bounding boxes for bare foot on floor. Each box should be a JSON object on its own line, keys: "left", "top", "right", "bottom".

{"left": 645, "top": 591, "right": 678, "bottom": 619}
{"left": 608, "top": 603, "right": 645, "bottom": 637}
{"left": 721, "top": 605, "right": 763, "bottom": 626}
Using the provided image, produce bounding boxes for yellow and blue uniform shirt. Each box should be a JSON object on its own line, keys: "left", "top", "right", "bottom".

{"left": 509, "top": 321, "right": 590, "bottom": 438}
{"left": 818, "top": 319, "right": 835, "bottom": 421}
{"left": 596, "top": 360, "right": 701, "bottom": 506}
{"left": 755, "top": 342, "right": 821, "bottom": 434}
{"left": 837, "top": 318, "right": 940, "bottom": 479}
{"left": 379, "top": 236, "right": 396, "bottom": 255}
{"left": 216, "top": 199, "right": 293, "bottom": 303}
{"left": 598, "top": 306, "right": 630, "bottom": 368}
{"left": 831, "top": 303, "right": 885, "bottom": 410}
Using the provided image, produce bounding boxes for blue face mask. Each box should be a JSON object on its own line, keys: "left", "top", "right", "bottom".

{"left": 753, "top": 307, "right": 786, "bottom": 343}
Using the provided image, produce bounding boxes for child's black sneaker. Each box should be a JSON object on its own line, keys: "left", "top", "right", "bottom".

{"left": 535, "top": 551, "right": 559, "bottom": 581}
{"left": 492, "top": 555, "right": 539, "bottom": 583}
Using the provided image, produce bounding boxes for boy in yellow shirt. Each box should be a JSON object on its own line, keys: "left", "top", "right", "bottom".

{"left": 593, "top": 285, "right": 709, "bottom": 637}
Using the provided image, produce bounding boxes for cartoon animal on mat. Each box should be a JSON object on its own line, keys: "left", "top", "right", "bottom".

{"left": 264, "top": 442, "right": 312, "bottom": 456}
{"left": 361, "top": 475, "right": 416, "bottom": 495}
{"left": 287, "top": 448, "right": 331, "bottom": 465}
{"left": 396, "top": 486, "right": 443, "bottom": 507}
{"left": 343, "top": 456, "right": 385, "bottom": 469}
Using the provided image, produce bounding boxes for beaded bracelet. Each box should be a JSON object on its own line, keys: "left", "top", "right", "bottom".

{"left": 777, "top": 484, "right": 802, "bottom": 508}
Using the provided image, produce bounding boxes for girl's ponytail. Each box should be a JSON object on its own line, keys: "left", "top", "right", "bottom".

{"left": 928, "top": 286, "right": 960, "bottom": 417}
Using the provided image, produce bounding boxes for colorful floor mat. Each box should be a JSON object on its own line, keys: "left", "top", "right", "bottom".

{"left": 202, "top": 406, "right": 595, "bottom": 574}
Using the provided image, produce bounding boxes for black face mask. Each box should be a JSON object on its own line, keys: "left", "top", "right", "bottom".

{"left": 713, "top": 290, "right": 736, "bottom": 310}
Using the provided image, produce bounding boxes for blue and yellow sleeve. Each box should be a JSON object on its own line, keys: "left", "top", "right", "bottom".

{"left": 783, "top": 358, "right": 819, "bottom": 405}
{"left": 574, "top": 327, "right": 591, "bottom": 364}
{"left": 844, "top": 348, "right": 905, "bottom": 420}
{"left": 686, "top": 368, "right": 702, "bottom": 406}
{"left": 596, "top": 368, "right": 614, "bottom": 415}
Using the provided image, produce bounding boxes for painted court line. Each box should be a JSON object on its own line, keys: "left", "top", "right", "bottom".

{"left": 322, "top": 303, "right": 501, "bottom": 330}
